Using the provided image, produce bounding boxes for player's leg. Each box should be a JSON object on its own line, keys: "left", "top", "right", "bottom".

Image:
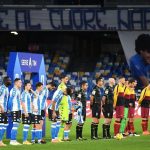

{"left": 0, "top": 113, "right": 6, "bottom": 146}
{"left": 33, "top": 115, "right": 42, "bottom": 144}
{"left": 55, "top": 111, "right": 61, "bottom": 140}
{"left": 141, "top": 107, "right": 149, "bottom": 135}
{"left": 0, "top": 113, "right": 7, "bottom": 146}
{"left": 48, "top": 109, "right": 57, "bottom": 142}
{"left": 91, "top": 118, "right": 99, "bottom": 139}
{"left": 76, "top": 123, "right": 84, "bottom": 140}
{"left": 64, "top": 113, "right": 72, "bottom": 141}
{"left": 40, "top": 110, "right": 46, "bottom": 144}
{"left": 120, "top": 107, "right": 128, "bottom": 135}
{"left": 10, "top": 111, "right": 21, "bottom": 145}
{"left": 102, "top": 104, "right": 113, "bottom": 139}
{"left": 127, "top": 107, "right": 139, "bottom": 136}
{"left": 22, "top": 113, "right": 32, "bottom": 145}
{"left": 91, "top": 104, "right": 100, "bottom": 139}
{"left": 31, "top": 114, "right": 36, "bottom": 143}
{"left": 37, "top": 115, "right": 43, "bottom": 144}
{"left": 104, "top": 118, "right": 112, "bottom": 138}
{"left": 0, "top": 123, "right": 4, "bottom": 147}
{"left": 31, "top": 124, "right": 36, "bottom": 143}
{"left": 114, "top": 106, "right": 124, "bottom": 136}
{"left": 80, "top": 109, "right": 87, "bottom": 140}
{"left": 76, "top": 113, "right": 84, "bottom": 140}
{"left": 58, "top": 120, "right": 66, "bottom": 141}
{"left": 39, "top": 120, "right": 44, "bottom": 143}
{"left": 58, "top": 109, "right": 69, "bottom": 142}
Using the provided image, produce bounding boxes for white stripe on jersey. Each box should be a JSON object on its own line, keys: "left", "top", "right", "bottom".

{"left": 0, "top": 84, "right": 9, "bottom": 112}
{"left": 21, "top": 91, "right": 32, "bottom": 113}
{"left": 10, "top": 87, "right": 21, "bottom": 111}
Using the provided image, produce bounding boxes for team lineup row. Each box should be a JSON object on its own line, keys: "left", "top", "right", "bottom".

{"left": 0, "top": 75, "right": 150, "bottom": 146}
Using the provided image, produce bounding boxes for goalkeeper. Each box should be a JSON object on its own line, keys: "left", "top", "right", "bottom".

{"left": 57, "top": 87, "right": 72, "bottom": 142}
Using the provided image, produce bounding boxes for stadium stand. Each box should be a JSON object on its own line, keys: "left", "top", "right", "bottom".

{"left": 0, "top": 49, "right": 131, "bottom": 99}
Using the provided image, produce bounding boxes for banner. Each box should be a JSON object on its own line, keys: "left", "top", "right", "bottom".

{"left": 7, "top": 52, "right": 46, "bottom": 80}
{"left": 18, "top": 52, "right": 42, "bottom": 73}
{"left": 0, "top": 7, "right": 150, "bottom": 31}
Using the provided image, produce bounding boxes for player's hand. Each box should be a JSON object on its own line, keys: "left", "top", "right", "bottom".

{"left": 30, "top": 89, "right": 34, "bottom": 93}
{"left": 71, "top": 107, "right": 75, "bottom": 112}
{"left": 129, "top": 103, "right": 133, "bottom": 107}
{"left": 33, "top": 109, "right": 38, "bottom": 113}
{"left": 90, "top": 104, "right": 93, "bottom": 110}
{"left": 0, "top": 107, "right": 4, "bottom": 113}
{"left": 90, "top": 101, "right": 93, "bottom": 109}
{"left": 137, "top": 105, "right": 140, "bottom": 110}
{"left": 25, "top": 113, "right": 29, "bottom": 117}
{"left": 113, "top": 105, "right": 116, "bottom": 110}
{"left": 52, "top": 111, "right": 56, "bottom": 119}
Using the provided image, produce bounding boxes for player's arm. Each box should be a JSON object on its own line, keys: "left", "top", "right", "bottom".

{"left": 90, "top": 95, "right": 94, "bottom": 109}
{"left": 0, "top": 88, "right": 4, "bottom": 112}
{"left": 52, "top": 91, "right": 63, "bottom": 118}
{"left": 52, "top": 100, "right": 56, "bottom": 111}
{"left": 7, "top": 89, "right": 16, "bottom": 112}
{"left": 21, "top": 93, "right": 29, "bottom": 117}
{"left": 102, "top": 87, "right": 109, "bottom": 105}
{"left": 113, "top": 85, "right": 119, "bottom": 108}
{"left": 138, "top": 88, "right": 146, "bottom": 107}
{"left": 0, "top": 103, "right": 3, "bottom": 112}
{"left": 74, "top": 92, "right": 82, "bottom": 111}
{"left": 30, "top": 90, "right": 38, "bottom": 113}
{"left": 90, "top": 89, "right": 95, "bottom": 109}
{"left": 101, "top": 96, "right": 106, "bottom": 106}
{"left": 31, "top": 101, "right": 36, "bottom": 113}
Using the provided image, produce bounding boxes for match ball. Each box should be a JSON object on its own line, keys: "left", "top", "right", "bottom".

{"left": 116, "top": 133, "right": 123, "bottom": 140}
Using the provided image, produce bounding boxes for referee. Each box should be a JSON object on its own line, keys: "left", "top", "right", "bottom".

{"left": 90, "top": 77, "right": 104, "bottom": 140}
{"left": 102, "top": 78, "right": 115, "bottom": 139}
{"left": 76, "top": 81, "right": 88, "bottom": 140}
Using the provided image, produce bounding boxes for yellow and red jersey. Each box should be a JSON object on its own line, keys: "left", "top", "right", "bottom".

{"left": 129, "top": 88, "right": 136, "bottom": 108}
{"left": 113, "top": 83, "right": 125, "bottom": 107}
{"left": 138, "top": 86, "right": 150, "bottom": 108}
{"left": 124, "top": 86, "right": 131, "bottom": 108}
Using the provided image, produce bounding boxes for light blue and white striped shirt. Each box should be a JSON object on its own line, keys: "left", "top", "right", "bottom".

{"left": 9, "top": 87, "right": 21, "bottom": 111}
{"left": 0, "top": 84, "right": 9, "bottom": 112}
{"left": 21, "top": 90, "right": 32, "bottom": 113}
{"left": 40, "top": 87, "right": 49, "bottom": 110}
{"left": 32, "top": 91, "right": 41, "bottom": 115}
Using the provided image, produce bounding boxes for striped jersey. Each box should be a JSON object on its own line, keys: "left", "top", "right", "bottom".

{"left": 32, "top": 90, "right": 41, "bottom": 115}
{"left": 21, "top": 90, "right": 32, "bottom": 113}
{"left": 9, "top": 87, "right": 21, "bottom": 111}
{"left": 40, "top": 87, "right": 49, "bottom": 110}
{"left": 0, "top": 84, "right": 9, "bottom": 112}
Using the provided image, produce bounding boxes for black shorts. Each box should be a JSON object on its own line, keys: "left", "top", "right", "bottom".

{"left": 40, "top": 110, "right": 45, "bottom": 120}
{"left": 22, "top": 113, "right": 32, "bottom": 124}
{"left": 66, "top": 113, "right": 73, "bottom": 124}
{"left": 48, "top": 109, "right": 60, "bottom": 122}
{"left": 11, "top": 111, "right": 21, "bottom": 123}
{"left": 31, "top": 114, "right": 41, "bottom": 124}
{"left": 82, "top": 108, "right": 86, "bottom": 121}
{"left": 102, "top": 104, "right": 113, "bottom": 118}
{"left": 92, "top": 103, "right": 101, "bottom": 119}
{"left": 0, "top": 112, "right": 8, "bottom": 124}
{"left": 4, "top": 112, "right": 8, "bottom": 124}
{"left": 0, "top": 112, "right": 4, "bottom": 123}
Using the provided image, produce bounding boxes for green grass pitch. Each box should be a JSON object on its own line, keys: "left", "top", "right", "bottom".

{"left": 1, "top": 118, "right": 150, "bottom": 150}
